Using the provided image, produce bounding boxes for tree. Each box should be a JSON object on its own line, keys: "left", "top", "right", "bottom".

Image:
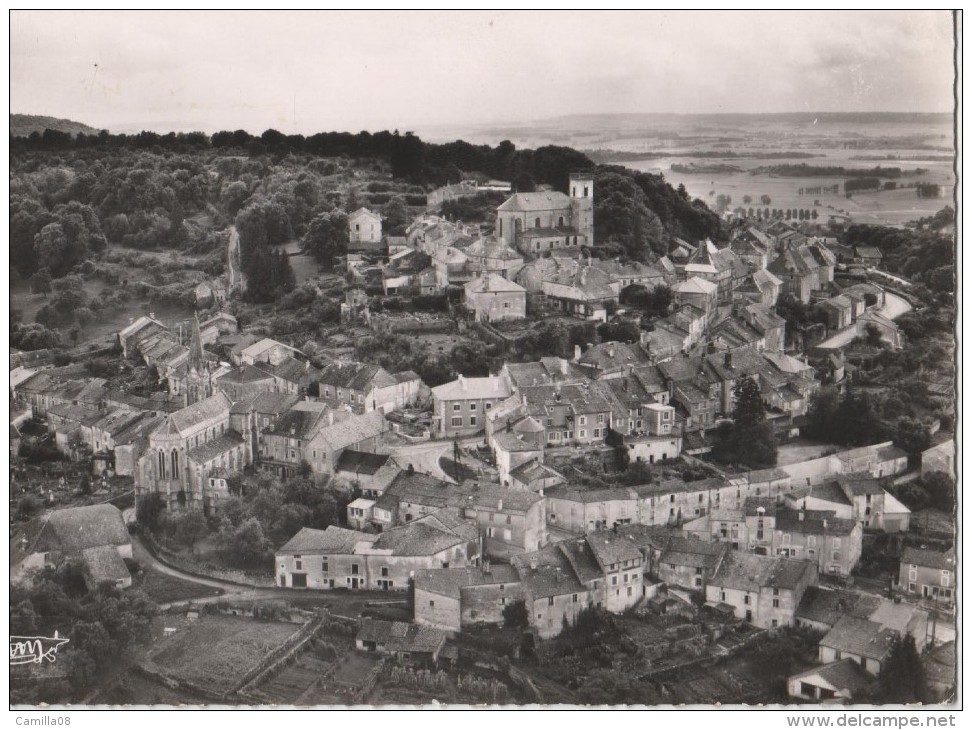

{"left": 78, "top": 473, "right": 92, "bottom": 496}
{"left": 172, "top": 511, "right": 209, "bottom": 554}
{"left": 218, "top": 517, "right": 273, "bottom": 570}
{"left": 711, "top": 375, "right": 778, "bottom": 468}
{"left": 920, "top": 471, "right": 955, "bottom": 512}
{"left": 136, "top": 493, "right": 166, "bottom": 531}
{"left": 382, "top": 196, "right": 408, "bottom": 236}
{"left": 760, "top": 194, "right": 772, "bottom": 205}
{"left": 303, "top": 210, "right": 349, "bottom": 267}
{"left": 502, "top": 599, "right": 529, "bottom": 629}
{"left": 863, "top": 323, "right": 884, "bottom": 348}
{"left": 29, "top": 267, "right": 52, "bottom": 296}
{"left": 877, "top": 635, "right": 931, "bottom": 704}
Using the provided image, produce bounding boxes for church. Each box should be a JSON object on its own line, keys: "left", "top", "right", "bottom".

{"left": 495, "top": 172, "right": 594, "bottom": 256}
{"left": 135, "top": 314, "right": 252, "bottom": 515}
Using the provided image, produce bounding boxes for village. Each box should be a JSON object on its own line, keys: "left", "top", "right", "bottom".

{"left": 10, "top": 169, "right": 956, "bottom": 706}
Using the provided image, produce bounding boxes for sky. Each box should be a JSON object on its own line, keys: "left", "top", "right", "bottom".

{"left": 10, "top": 10, "right": 957, "bottom": 136}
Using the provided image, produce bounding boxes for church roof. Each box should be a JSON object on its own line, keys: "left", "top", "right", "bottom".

{"left": 497, "top": 191, "right": 571, "bottom": 213}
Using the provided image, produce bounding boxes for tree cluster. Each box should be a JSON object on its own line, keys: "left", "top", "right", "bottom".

{"left": 711, "top": 375, "right": 778, "bottom": 469}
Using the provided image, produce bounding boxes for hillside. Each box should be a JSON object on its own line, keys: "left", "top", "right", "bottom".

{"left": 10, "top": 113, "right": 103, "bottom": 137}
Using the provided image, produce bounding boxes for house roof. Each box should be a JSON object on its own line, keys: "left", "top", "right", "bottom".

{"left": 505, "top": 359, "right": 588, "bottom": 389}
{"left": 854, "top": 246, "right": 883, "bottom": 259}
{"left": 217, "top": 364, "right": 274, "bottom": 385}
{"left": 335, "top": 450, "right": 392, "bottom": 476}
{"left": 579, "top": 341, "right": 650, "bottom": 371}
{"left": 413, "top": 565, "right": 520, "bottom": 599}
{"left": 356, "top": 619, "right": 446, "bottom": 654}
{"left": 544, "top": 486, "right": 637, "bottom": 504}
{"left": 492, "top": 430, "right": 543, "bottom": 454}
{"left": 431, "top": 375, "right": 511, "bottom": 402}
{"left": 795, "top": 586, "right": 883, "bottom": 627}
{"left": 14, "top": 504, "right": 129, "bottom": 563}
{"left": 900, "top": 546, "right": 955, "bottom": 571}
{"left": 314, "top": 411, "right": 387, "bottom": 452}
{"left": 497, "top": 191, "right": 571, "bottom": 213}
{"left": 511, "top": 545, "right": 588, "bottom": 599}
{"left": 250, "top": 391, "right": 302, "bottom": 415}
{"left": 587, "top": 531, "right": 646, "bottom": 568}
{"left": 349, "top": 207, "right": 381, "bottom": 221}
{"left": 82, "top": 545, "right": 131, "bottom": 585}
{"left": 509, "top": 460, "right": 564, "bottom": 486}
{"left": 675, "top": 276, "right": 718, "bottom": 295}
{"left": 256, "top": 356, "right": 321, "bottom": 386}
{"left": 276, "top": 525, "right": 377, "bottom": 555}
{"left": 789, "top": 659, "right": 876, "bottom": 695}
{"left": 318, "top": 361, "right": 392, "bottom": 391}
{"left": 371, "top": 520, "right": 468, "bottom": 557}
{"left": 465, "top": 272, "right": 526, "bottom": 295}
{"left": 709, "top": 551, "right": 815, "bottom": 592}
{"left": 240, "top": 338, "right": 302, "bottom": 362}
{"left": 659, "top": 537, "right": 728, "bottom": 570}
{"left": 263, "top": 407, "right": 326, "bottom": 440}
{"left": 820, "top": 616, "right": 897, "bottom": 662}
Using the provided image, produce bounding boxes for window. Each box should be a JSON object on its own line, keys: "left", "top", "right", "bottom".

{"left": 579, "top": 416, "right": 587, "bottom": 426}
{"left": 593, "top": 428, "right": 600, "bottom": 438}
{"left": 597, "top": 414, "right": 605, "bottom": 424}
{"left": 381, "top": 567, "right": 389, "bottom": 577}
{"left": 611, "top": 576, "right": 617, "bottom": 586}
{"left": 547, "top": 418, "right": 553, "bottom": 426}
{"left": 942, "top": 571, "right": 951, "bottom": 587}
{"left": 670, "top": 495, "right": 676, "bottom": 503}
{"left": 720, "top": 590, "right": 726, "bottom": 602}
{"left": 469, "top": 416, "right": 477, "bottom": 426}
{"left": 453, "top": 403, "right": 461, "bottom": 411}
{"left": 501, "top": 597, "right": 506, "bottom": 605}
{"left": 430, "top": 600, "right": 435, "bottom": 607}
{"left": 833, "top": 538, "right": 841, "bottom": 549}
{"left": 322, "top": 558, "right": 329, "bottom": 573}
{"left": 505, "top": 515, "right": 512, "bottom": 524}
{"left": 548, "top": 596, "right": 554, "bottom": 606}
{"left": 351, "top": 564, "right": 359, "bottom": 575}
{"left": 470, "top": 403, "right": 477, "bottom": 411}
{"left": 744, "top": 594, "right": 751, "bottom": 605}
{"left": 451, "top": 416, "right": 463, "bottom": 427}
{"left": 503, "top": 302, "right": 510, "bottom": 309}
{"left": 572, "top": 594, "right": 578, "bottom": 603}
{"left": 807, "top": 535, "right": 816, "bottom": 547}
{"left": 579, "top": 430, "right": 586, "bottom": 438}
{"left": 908, "top": 582, "right": 916, "bottom": 592}
{"left": 772, "top": 619, "right": 778, "bottom": 628}
{"left": 773, "top": 599, "right": 780, "bottom": 608}
{"left": 484, "top": 402, "right": 492, "bottom": 410}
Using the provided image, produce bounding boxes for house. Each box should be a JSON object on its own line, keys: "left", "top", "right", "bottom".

{"left": 741, "top": 304, "right": 787, "bottom": 351}
{"left": 834, "top": 443, "right": 909, "bottom": 480}
{"left": 705, "top": 552, "right": 818, "bottom": 629}
{"left": 214, "top": 364, "right": 276, "bottom": 402}
{"left": 81, "top": 544, "right": 134, "bottom": 591}
{"left": 11, "top": 504, "right": 132, "bottom": 586}
{"left": 517, "top": 381, "right": 618, "bottom": 446}
{"left": 750, "top": 503, "right": 863, "bottom": 576}
{"left": 274, "top": 515, "right": 479, "bottom": 591}
{"left": 544, "top": 486, "right": 639, "bottom": 534}
{"left": 433, "top": 246, "right": 480, "bottom": 288}
{"left": 854, "top": 246, "right": 884, "bottom": 267}
{"left": 346, "top": 498, "right": 377, "bottom": 530}
{"left": 491, "top": 427, "right": 544, "bottom": 486}
{"left": 258, "top": 402, "right": 332, "bottom": 479}
{"left": 117, "top": 315, "right": 168, "bottom": 359}
{"left": 355, "top": 619, "right": 448, "bottom": 666}
{"left": 730, "top": 228, "right": 773, "bottom": 270}
{"left": 496, "top": 175, "right": 593, "bottom": 254}
{"left": 820, "top": 295, "right": 854, "bottom": 330}
{"left": 539, "top": 264, "right": 617, "bottom": 322}
{"left": 899, "top": 546, "right": 955, "bottom": 607}
{"left": 305, "top": 410, "right": 388, "bottom": 476}
{"left": 508, "top": 461, "right": 565, "bottom": 493}
{"left": 768, "top": 249, "right": 814, "bottom": 303}
{"left": 787, "top": 659, "right": 877, "bottom": 703}
{"left": 459, "top": 486, "right": 547, "bottom": 554}
{"left": 334, "top": 450, "right": 399, "bottom": 495}
{"left": 348, "top": 207, "right": 382, "bottom": 249}
{"left": 238, "top": 338, "right": 304, "bottom": 367}
{"left": 431, "top": 374, "right": 512, "bottom": 438}
{"left": 427, "top": 179, "right": 478, "bottom": 209}
{"left": 318, "top": 361, "right": 421, "bottom": 414}
{"left": 590, "top": 258, "right": 668, "bottom": 294}
{"left": 577, "top": 341, "right": 651, "bottom": 380}
{"left": 254, "top": 356, "right": 322, "bottom": 396}
{"left": 674, "top": 276, "right": 718, "bottom": 318}
{"left": 502, "top": 357, "right": 588, "bottom": 391}
{"left": 855, "top": 310, "right": 902, "bottom": 349}
{"left": 463, "top": 236, "right": 525, "bottom": 279}
{"left": 817, "top": 616, "right": 898, "bottom": 675}
{"left": 794, "top": 586, "right": 928, "bottom": 645}
{"left": 464, "top": 273, "right": 527, "bottom": 322}
{"left": 922, "top": 438, "right": 955, "bottom": 478}
{"left": 656, "top": 537, "right": 729, "bottom": 592}
{"left": 413, "top": 564, "right": 522, "bottom": 633}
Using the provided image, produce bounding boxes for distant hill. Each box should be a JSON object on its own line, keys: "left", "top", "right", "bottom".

{"left": 10, "top": 114, "right": 104, "bottom": 138}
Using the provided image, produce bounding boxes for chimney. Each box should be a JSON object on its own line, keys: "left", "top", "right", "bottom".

{"left": 561, "top": 358, "right": 569, "bottom": 375}
{"left": 608, "top": 346, "right": 615, "bottom": 359}
{"left": 823, "top": 519, "right": 828, "bottom": 529}
{"left": 459, "top": 374, "right": 466, "bottom": 390}
{"left": 555, "top": 567, "right": 562, "bottom": 582}
{"left": 530, "top": 555, "right": 539, "bottom": 571}
{"left": 305, "top": 360, "right": 310, "bottom": 371}
{"left": 328, "top": 411, "right": 335, "bottom": 426}
{"left": 798, "top": 511, "right": 805, "bottom": 521}
{"left": 128, "top": 317, "right": 134, "bottom": 325}
{"left": 149, "top": 312, "right": 155, "bottom": 320}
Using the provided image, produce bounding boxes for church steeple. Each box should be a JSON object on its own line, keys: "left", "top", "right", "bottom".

{"left": 185, "top": 313, "right": 210, "bottom": 407}
{"left": 189, "top": 312, "right": 205, "bottom": 375}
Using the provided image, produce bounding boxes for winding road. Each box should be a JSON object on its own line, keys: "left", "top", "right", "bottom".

{"left": 814, "top": 289, "right": 912, "bottom": 350}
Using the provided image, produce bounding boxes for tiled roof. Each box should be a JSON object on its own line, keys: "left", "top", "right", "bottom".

{"left": 790, "top": 659, "right": 876, "bottom": 694}
{"left": 251, "top": 391, "right": 302, "bottom": 415}
{"left": 187, "top": 430, "right": 245, "bottom": 464}
{"left": 659, "top": 537, "right": 728, "bottom": 570}
{"left": 900, "top": 546, "right": 955, "bottom": 571}
{"left": 795, "top": 586, "right": 882, "bottom": 627}
{"left": 432, "top": 375, "right": 511, "bottom": 402}
{"left": 509, "top": 460, "right": 564, "bottom": 486}
{"left": 82, "top": 545, "right": 131, "bottom": 584}
{"left": 496, "top": 191, "right": 571, "bottom": 212}
{"left": 414, "top": 565, "right": 520, "bottom": 599}
{"left": 511, "top": 545, "right": 588, "bottom": 599}
{"left": 276, "top": 526, "right": 377, "bottom": 555}
{"left": 709, "top": 551, "right": 815, "bottom": 592}
{"left": 586, "top": 532, "right": 644, "bottom": 568}
{"left": 371, "top": 520, "right": 467, "bottom": 557}
{"left": 161, "top": 392, "right": 232, "bottom": 436}
{"left": 775, "top": 509, "right": 857, "bottom": 537}
{"left": 314, "top": 411, "right": 387, "bottom": 452}
{"left": 264, "top": 408, "right": 326, "bottom": 440}
{"left": 217, "top": 364, "right": 274, "bottom": 385}
{"left": 545, "top": 486, "right": 637, "bottom": 504}
{"left": 465, "top": 273, "right": 526, "bottom": 294}
{"left": 336, "top": 450, "right": 392, "bottom": 476}
{"left": 820, "top": 616, "right": 897, "bottom": 662}
{"left": 15, "top": 504, "right": 129, "bottom": 561}
{"left": 356, "top": 619, "right": 446, "bottom": 654}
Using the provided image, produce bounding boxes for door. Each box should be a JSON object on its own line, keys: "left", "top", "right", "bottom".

{"left": 351, "top": 577, "right": 359, "bottom": 589}
{"left": 922, "top": 586, "right": 929, "bottom": 598}
{"left": 292, "top": 573, "right": 307, "bottom": 588}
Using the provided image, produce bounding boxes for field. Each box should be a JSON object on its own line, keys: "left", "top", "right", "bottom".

{"left": 133, "top": 565, "right": 224, "bottom": 604}
{"left": 147, "top": 614, "right": 301, "bottom": 693}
